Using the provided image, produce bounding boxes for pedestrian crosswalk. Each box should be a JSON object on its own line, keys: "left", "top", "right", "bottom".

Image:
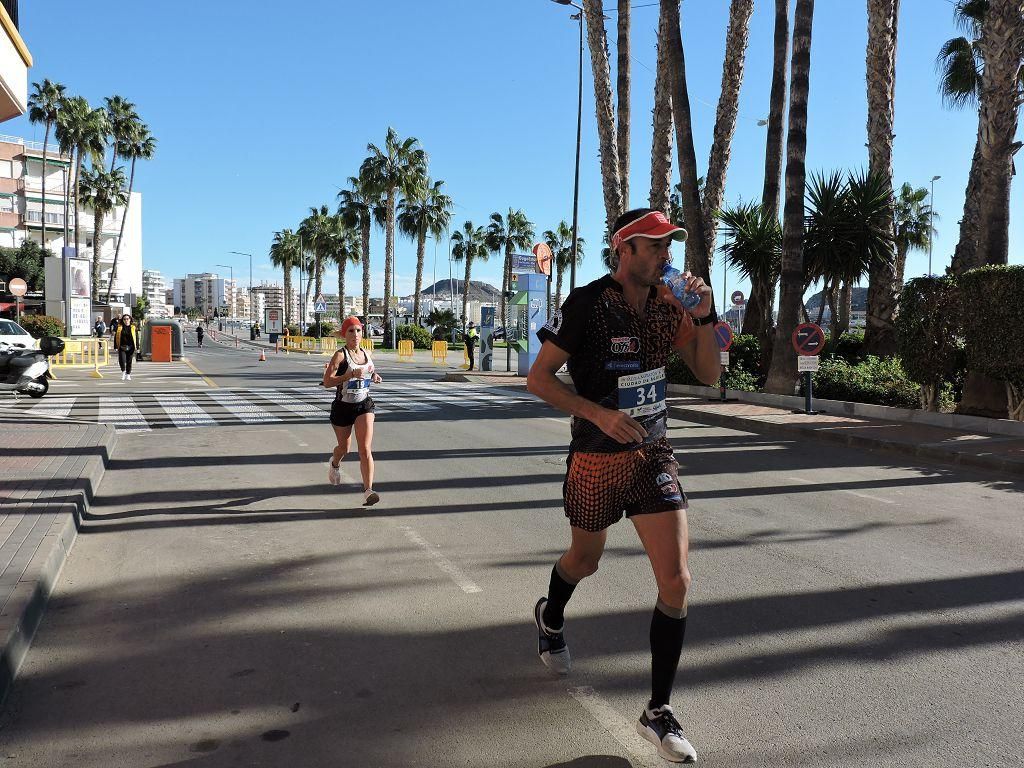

{"left": 1, "top": 381, "right": 542, "bottom": 432}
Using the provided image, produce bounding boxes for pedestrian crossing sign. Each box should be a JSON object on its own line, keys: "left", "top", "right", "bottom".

{"left": 314, "top": 294, "right": 327, "bottom": 313}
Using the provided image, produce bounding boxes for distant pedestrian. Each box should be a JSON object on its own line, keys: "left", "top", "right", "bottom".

{"left": 113, "top": 314, "right": 139, "bottom": 381}
{"left": 196, "top": 324, "right": 205, "bottom": 348}
{"left": 465, "top": 321, "right": 479, "bottom": 371}
{"left": 322, "top": 317, "right": 382, "bottom": 506}
{"left": 94, "top": 316, "right": 106, "bottom": 339}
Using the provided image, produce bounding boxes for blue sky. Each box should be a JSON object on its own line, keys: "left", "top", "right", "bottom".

{"left": 8, "top": 0, "right": 1021, "bottom": 306}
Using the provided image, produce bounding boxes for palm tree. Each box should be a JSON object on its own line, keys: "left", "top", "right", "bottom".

{"left": 27, "top": 79, "right": 66, "bottom": 251}
{"left": 765, "top": 0, "right": 815, "bottom": 395}
{"left": 893, "top": 183, "right": 936, "bottom": 291}
{"left": 546, "top": 221, "right": 585, "bottom": 310}
{"left": 103, "top": 95, "right": 138, "bottom": 173}
{"left": 700, "top": 0, "right": 756, "bottom": 266}
{"left": 329, "top": 215, "right": 361, "bottom": 322}
{"left": 486, "top": 209, "right": 535, "bottom": 329}
{"left": 762, "top": 0, "right": 790, "bottom": 220}
{"left": 337, "top": 173, "right": 378, "bottom": 325}
{"left": 397, "top": 179, "right": 453, "bottom": 323}
{"left": 582, "top": 0, "right": 624, "bottom": 231}
{"left": 269, "top": 228, "right": 300, "bottom": 326}
{"left": 359, "top": 128, "right": 427, "bottom": 328}
{"left": 863, "top": 0, "right": 901, "bottom": 356}
{"left": 78, "top": 166, "right": 127, "bottom": 302}
{"left": 718, "top": 202, "right": 781, "bottom": 346}
{"left": 449, "top": 221, "right": 489, "bottom": 328}
{"left": 55, "top": 97, "right": 109, "bottom": 258}
{"left": 616, "top": 0, "right": 631, "bottom": 206}
{"left": 106, "top": 122, "right": 155, "bottom": 303}
{"left": 649, "top": 2, "right": 673, "bottom": 212}
{"left": 298, "top": 205, "right": 333, "bottom": 301}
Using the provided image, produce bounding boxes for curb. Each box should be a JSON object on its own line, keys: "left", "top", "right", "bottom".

{"left": 665, "top": 402, "right": 1024, "bottom": 478}
{"left": 0, "top": 424, "right": 117, "bottom": 708}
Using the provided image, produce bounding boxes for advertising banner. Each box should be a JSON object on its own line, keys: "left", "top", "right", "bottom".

{"left": 264, "top": 308, "right": 284, "bottom": 334}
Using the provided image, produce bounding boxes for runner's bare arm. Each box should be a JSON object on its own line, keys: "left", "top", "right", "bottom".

{"left": 674, "top": 325, "right": 720, "bottom": 386}
{"left": 527, "top": 341, "right": 647, "bottom": 445}
{"left": 322, "top": 351, "right": 355, "bottom": 388}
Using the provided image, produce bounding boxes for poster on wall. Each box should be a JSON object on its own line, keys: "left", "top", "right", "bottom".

{"left": 70, "top": 298, "right": 91, "bottom": 335}
{"left": 68, "top": 258, "right": 92, "bottom": 335}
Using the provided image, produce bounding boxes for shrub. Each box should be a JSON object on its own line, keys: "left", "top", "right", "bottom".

{"left": 397, "top": 323, "right": 433, "bottom": 349}
{"left": 824, "top": 331, "right": 866, "bottom": 365}
{"left": 666, "top": 351, "right": 701, "bottom": 386}
{"left": 285, "top": 324, "right": 301, "bottom": 337}
{"left": 305, "top": 321, "right": 335, "bottom": 338}
{"left": 20, "top": 314, "right": 65, "bottom": 338}
{"left": 729, "top": 333, "right": 762, "bottom": 378}
{"left": 808, "top": 355, "right": 920, "bottom": 409}
{"left": 896, "top": 276, "right": 964, "bottom": 411}
{"left": 958, "top": 265, "right": 1024, "bottom": 420}
{"left": 722, "top": 367, "right": 759, "bottom": 392}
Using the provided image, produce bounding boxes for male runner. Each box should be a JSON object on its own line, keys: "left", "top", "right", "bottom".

{"left": 526, "top": 208, "right": 720, "bottom": 764}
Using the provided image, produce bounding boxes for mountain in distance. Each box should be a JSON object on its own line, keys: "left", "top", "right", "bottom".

{"left": 804, "top": 286, "right": 868, "bottom": 311}
{"left": 417, "top": 279, "right": 501, "bottom": 302}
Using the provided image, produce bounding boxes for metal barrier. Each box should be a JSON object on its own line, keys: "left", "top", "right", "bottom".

{"left": 431, "top": 341, "right": 448, "bottom": 365}
{"left": 360, "top": 338, "right": 374, "bottom": 353}
{"left": 51, "top": 338, "right": 109, "bottom": 379}
{"left": 397, "top": 340, "right": 414, "bottom": 360}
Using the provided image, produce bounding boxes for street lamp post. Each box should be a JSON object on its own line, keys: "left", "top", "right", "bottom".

{"left": 214, "top": 263, "right": 234, "bottom": 327}
{"left": 928, "top": 176, "right": 940, "bottom": 277}
{"left": 229, "top": 251, "right": 254, "bottom": 331}
{"left": 553, "top": 0, "right": 584, "bottom": 292}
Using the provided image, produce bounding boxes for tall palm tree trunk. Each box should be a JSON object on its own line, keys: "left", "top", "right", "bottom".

{"left": 761, "top": 0, "right": 790, "bottom": 220}
{"left": 338, "top": 260, "right": 347, "bottom": 322}
{"left": 414, "top": 229, "right": 426, "bottom": 323}
{"left": 766, "top": 0, "right": 815, "bottom": 395}
{"left": 73, "top": 153, "right": 83, "bottom": 256}
{"left": 384, "top": 191, "right": 395, "bottom": 329}
{"left": 462, "top": 257, "right": 473, "bottom": 327}
{"left": 583, "top": 0, "right": 624, "bottom": 233}
{"left": 283, "top": 264, "right": 292, "bottom": 326}
{"left": 951, "top": 137, "right": 985, "bottom": 273}
{"left": 701, "top": 0, "right": 755, "bottom": 264}
{"left": 663, "top": 0, "right": 709, "bottom": 281}
{"left": 502, "top": 244, "right": 514, "bottom": 329}
{"left": 555, "top": 266, "right": 565, "bottom": 310}
{"left": 973, "top": 0, "right": 1024, "bottom": 266}
{"left": 649, "top": 1, "right": 673, "bottom": 213}
{"left": 91, "top": 209, "right": 102, "bottom": 302}
{"left": 40, "top": 124, "right": 49, "bottom": 249}
{"left": 106, "top": 157, "right": 136, "bottom": 304}
{"left": 361, "top": 219, "right": 371, "bottom": 326}
{"left": 864, "top": 0, "right": 901, "bottom": 356}
{"left": 617, "top": 0, "right": 631, "bottom": 206}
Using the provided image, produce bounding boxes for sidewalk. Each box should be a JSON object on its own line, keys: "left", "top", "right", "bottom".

{"left": 448, "top": 370, "right": 1024, "bottom": 478}
{"left": 0, "top": 416, "right": 116, "bottom": 705}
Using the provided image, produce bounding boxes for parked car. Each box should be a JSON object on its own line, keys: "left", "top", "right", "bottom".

{"left": 368, "top": 324, "right": 384, "bottom": 336}
{"left": 0, "top": 319, "right": 37, "bottom": 348}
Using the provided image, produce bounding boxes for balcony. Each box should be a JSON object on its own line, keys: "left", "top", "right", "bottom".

{"left": 0, "top": 2, "right": 30, "bottom": 123}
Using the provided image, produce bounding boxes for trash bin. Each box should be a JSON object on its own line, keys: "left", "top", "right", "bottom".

{"left": 250, "top": 327, "right": 256, "bottom": 341}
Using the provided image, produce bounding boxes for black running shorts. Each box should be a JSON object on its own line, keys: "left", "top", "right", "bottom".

{"left": 563, "top": 439, "right": 686, "bottom": 532}
{"left": 330, "top": 397, "right": 376, "bottom": 427}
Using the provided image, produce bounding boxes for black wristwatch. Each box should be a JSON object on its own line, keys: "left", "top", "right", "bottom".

{"left": 692, "top": 309, "right": 718, "bottom": 327}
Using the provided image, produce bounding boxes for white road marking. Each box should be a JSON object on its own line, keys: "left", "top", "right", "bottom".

{"left": 254, "top": 389, "right": 328, "bottom": 417}
{"left": 568, "top": 686, "right": 660, "bottom": 768}
{"left": 786, "top": 476, "right": 893, "bottom": 504}
{"left": 26, "top": 396, "right": 76, "bottom": 419}
{"left": 205, "top": 390, "right": 282, "bottom": 424}
{"left": 98, "top": 394, "right": 151, "bottom": 433}
{"left": 154, "top": 394, "right": 217, "bottom": 428}
{"left": 395, "top": 525, "right": 482, "bottom": 594}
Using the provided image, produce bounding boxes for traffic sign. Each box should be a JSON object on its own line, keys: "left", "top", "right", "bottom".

{"left": 8, "top": 277, "right": 26, "bottom": 297}
{"left": 512, "top": 252, "right": 537, "bottom": 273}
{"left": 792, "top": 322, "right": 825, "bottom": 356}
{"left": 532, "top": 243, "right": 552, "bottom": 277}
{"left": 313, "top": 294, "right": 327, "bottom": 313}
{"left": 713, "top": 321, "right": 733, "bottom": 351}
{"left": 730, "top": 290, "right": 745, "bottom": 306}
{"left": 797, "top": 356, "right": 820, "bottom": 372}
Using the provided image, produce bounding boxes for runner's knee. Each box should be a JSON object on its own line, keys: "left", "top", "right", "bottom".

{"left": 563, "top": 550, "right": 601, "bottom": 579}
{"left": 655, "top": 567, "right": 691, "bottom": 606}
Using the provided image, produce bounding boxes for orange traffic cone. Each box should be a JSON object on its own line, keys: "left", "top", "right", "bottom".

{"left": 258, "top": 349, "right": 267, "bottom": 362}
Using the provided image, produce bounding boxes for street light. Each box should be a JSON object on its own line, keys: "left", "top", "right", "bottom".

{"left": 229, "top": 251, "right": 253, "bottom": 328}
{"left": 214, "top": 263, "right": 233, "bottom": 322}
{"left": 928, "top": 176, "right": 940, "bottom": 277}
{"left": 552, "top": 0, "right": 585, "bottom": 292}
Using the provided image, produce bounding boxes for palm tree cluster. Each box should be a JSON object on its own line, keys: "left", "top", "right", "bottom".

{"left": 28, "top": 80, "right": 155, "bottom": 303}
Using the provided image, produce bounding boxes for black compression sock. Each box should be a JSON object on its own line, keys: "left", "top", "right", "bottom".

{"left": 650, "top": 600, "right": 687, "bottom": 709}
{"left": 542, "top": 562, "right": 578, "bottom": 630}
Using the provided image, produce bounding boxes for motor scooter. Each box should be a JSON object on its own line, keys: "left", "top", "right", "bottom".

{"left": 0, "top": 336, "right": 65, "bottom": 399}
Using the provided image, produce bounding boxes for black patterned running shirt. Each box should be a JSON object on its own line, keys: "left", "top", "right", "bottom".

{"left": 537, "top": 275, "right": 694, "bottom": 454}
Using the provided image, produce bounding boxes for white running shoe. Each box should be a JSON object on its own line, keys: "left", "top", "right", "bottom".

{"left": 637, "top": 704, "right": 697, "bottom": 763}
{"left": 534, "top": 598, "right": 571, "bottom": 675}
{"left": 125, "top": 374, "right": 131, "bottom": 381}
{"left": 121, "top": 372, "right": 126, "bottom": 381}
{"left": 327, "top": 461, "right": 341, "bottom": 486}
{"left": 363, "top": 489, "right": 380, "bottom": 506}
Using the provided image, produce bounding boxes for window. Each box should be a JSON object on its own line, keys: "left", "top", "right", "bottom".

{"left": 0, "top": 160, "right": 12, "bottom": 178}
{"left": 0, "top": 196, "right": 12, "bottom": 213}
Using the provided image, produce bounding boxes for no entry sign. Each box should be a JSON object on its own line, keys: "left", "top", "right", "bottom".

{"left": 730, "top": 290, "right": 745, "bottom": 306}
{"left": 713, "top": 321, "right": 733, "bottom": 351}
{"left": 792, "top": 323, "right": 825, "bottom": 356}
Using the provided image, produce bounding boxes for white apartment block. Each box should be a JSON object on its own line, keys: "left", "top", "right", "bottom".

{"left": 0, "top": 134, "right": 144, "bottom": 303}
{"left": 0, "top": 3, "right": 30, "bottom": 124}
{"left": 173, "top": 273, "right": 236, "bottom": 318}
{"left": 142, "top": 269, "right": 171, "bottom": 317}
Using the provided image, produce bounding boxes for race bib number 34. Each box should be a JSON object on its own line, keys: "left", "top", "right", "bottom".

{"left": 617, "top": 367, "right": 667, "bottom": 417}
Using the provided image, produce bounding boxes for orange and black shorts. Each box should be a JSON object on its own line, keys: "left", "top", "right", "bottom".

{"left": 563, "top": 439, "right": 687, "bottom": 532}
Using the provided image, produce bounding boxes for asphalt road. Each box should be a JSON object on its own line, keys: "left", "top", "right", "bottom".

{"left": 0, "top": 336, "right": 1021, "bottom": 767}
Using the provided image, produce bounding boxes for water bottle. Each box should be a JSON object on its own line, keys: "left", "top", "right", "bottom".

{"left": 662, "top": 264, "right": 702, "bottom": 310}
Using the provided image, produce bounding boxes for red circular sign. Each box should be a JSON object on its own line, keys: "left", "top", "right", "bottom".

{"left": 792, "top": 323, "right": 825, "bottom": 355}
{"left": 713, "top": 321, "right": 733, "bottom": 351}
{"left": 8, "top": 277, "right": 27, "bottom": 297}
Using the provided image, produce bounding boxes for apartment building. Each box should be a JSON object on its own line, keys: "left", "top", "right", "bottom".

{"left": 173, "top": 273, "right": 236, "bottom": 318}
{"left": 141, "top": 269, "right": 171, "bottom": 317}
{"left": 0, "top": 134, "right": 144, "bottom": 301}
{"left": 251, "top": 281, "right": 302, "bottom": 325}
{"left": 0, "top": 2, "right": 30, "bottom": 124}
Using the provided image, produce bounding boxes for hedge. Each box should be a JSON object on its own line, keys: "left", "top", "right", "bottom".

{"left": 895, "top": 276, "right": 964, "bottom": 411}
{"left": 808, "top": 355, "right": 921, "bottom": 409}
{"left": 19, "top": 314, "right": 65, "bottom": 338}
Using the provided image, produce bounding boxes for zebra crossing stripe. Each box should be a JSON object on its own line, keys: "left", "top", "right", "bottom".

{"left": 205, "top": 390, "right": 283, "bottom": 424}
{"left": 250, "top": 389, "right": 328, "bottom": 418}
{"left": 98, "top": 394, "right": 152, "bottom": 433}
{"left": 154, "top": 393, "right": 218, "bottom": 428}
{"left": 26, "top": 396, "right": 77, "bottom": 420}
